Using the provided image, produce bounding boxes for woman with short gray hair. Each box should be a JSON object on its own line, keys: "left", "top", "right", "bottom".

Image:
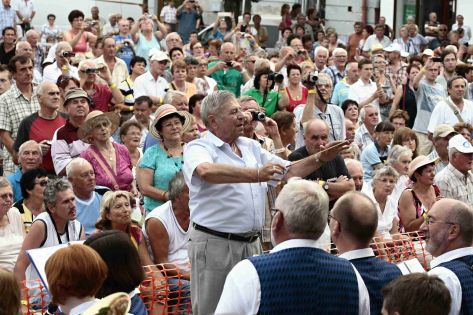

{"left": 387, "top": 145, "right": 413, "bottom": 204}
{"left": 361, "top": 165, "right": 400, "bottom": 239}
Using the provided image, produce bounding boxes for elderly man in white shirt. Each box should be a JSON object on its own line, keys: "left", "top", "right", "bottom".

{"left": 428, "top": 76, "right": 473, "bottom": 138}
{"left": 43, "top": 41, "right": 79, "bottom": 83}
{"left": 133, "top": 51, "right": 169, "bottom": 106}
{"left": 183, "top": 91, "right": 349, "bottom": 315}
{"left": 420, "top": 198, "right": 473, "bottom": 315}
{"left": 215, "top": 179, "right": 370, "bottom": 315}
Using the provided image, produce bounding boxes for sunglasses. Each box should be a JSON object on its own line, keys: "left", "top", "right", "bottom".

{"left": 37, "top": 180, "right": 48, "bottom": 187}
{"left": 80, "top": 68, "right": 99, "bottom": 74}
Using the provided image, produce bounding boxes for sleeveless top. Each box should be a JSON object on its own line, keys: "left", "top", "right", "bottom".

{"left": 398, "top": 184, "right": 440, "bottom": 232}
{"left": 285, "top": 86, "right": 308, "bottom": 112}
{"left": 35, "top": 211, "right": 83, "bottom": 247}
{"left": 67, "top": 30, "right": 88, "bottom": 53}
{"left": 135, "top": 33, "right": 161, "bottom": 60}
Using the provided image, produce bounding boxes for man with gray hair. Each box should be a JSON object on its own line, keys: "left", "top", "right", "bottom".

{"left": 25, "top": 29, "right": 43, "bottom": 73}
{"left": 345, "top": 158, "right": 364, "bottom": 191}
{"left": 296, "top": 72, "right": 346, "bottom": 148}
{"left": 331, "top": 61, "right": 359, "bottom": 106}
{"left": 354, "top": 104, "right": 379, "bottom": 151}
{"left": 14, "top": 41, "right": 42, "bottom": 84}
{"left": 13, "top": 82, "right": 67, "bottom": 175}
{"left": 322, "top": 47, "right": 347, "bottom": 86}
{"left": 7, "top": 140, "right": 42, "bottom": 202}
{"left": 66, "top": 157, "right": 101, "bottom": 237}
{"left": 43, "top": 41, "right": 79, "bottom": 83}
{"left": 184, "top": 91, "right": 349, "bottom": 314}
{"left": 216, "top": 179, "right": 369, "bottom": 314}
{"left": 434, "top": 134, "right": 473, "bottom": 207}
{"left": 420, "top": 198, "right": 473, "bottom": 314}
{"left": 14, "top": 178, "right": 84, "bottom": 282}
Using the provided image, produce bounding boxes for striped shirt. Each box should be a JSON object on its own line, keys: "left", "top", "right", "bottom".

{"left": 434, "top": 163, "right": 473, "bottom": 208}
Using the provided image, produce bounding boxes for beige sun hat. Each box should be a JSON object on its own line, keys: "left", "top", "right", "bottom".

{"left": 82, "top": 292, "right": 131, "bottom": 315}
{"left": 77, "top": 110, "right": 120, "bottom": 144}
{"left": 149, "top": 104, "right": 186, "bottom": 140}
{"left": 408, "top": 155, "right": 438, "bottom": 178}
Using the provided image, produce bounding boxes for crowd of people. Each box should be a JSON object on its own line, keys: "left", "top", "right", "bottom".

{"left": 1, "top": 0, "right": 473, "bottom": 314}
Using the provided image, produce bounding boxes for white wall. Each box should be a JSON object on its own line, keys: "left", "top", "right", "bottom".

{"left": 457, "top": 0, "right": 473, "bottom": 30}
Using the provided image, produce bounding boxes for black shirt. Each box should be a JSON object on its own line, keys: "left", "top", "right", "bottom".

{"left": 0, "top": 42, "right": 15, "bottom": 65}
{"left": 288, "top": 146, "right": 351, "bottom": 182}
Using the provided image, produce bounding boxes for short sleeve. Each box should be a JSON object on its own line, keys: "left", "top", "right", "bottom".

{"left": 139, "top": 145, "right": 159, "bottom": 170}
{"left": 183, "top": 142, "right": 214, "bottom": 187}
{"left": 364, "top": 147, "right": 381, "bottom": 166}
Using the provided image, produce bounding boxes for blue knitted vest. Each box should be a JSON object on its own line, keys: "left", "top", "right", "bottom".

{"left": 350, "top": 256, "right": 402, "bottom": 315}
{"left": 438, "top": 255, "right": 473, "bottom": 315}
{"left": 249, "top": 247, "right": 360, "bottom": 315}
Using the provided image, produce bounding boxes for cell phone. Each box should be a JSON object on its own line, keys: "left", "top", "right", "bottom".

{"left": 432, "top": 57, "right": 442, "bottom": 62}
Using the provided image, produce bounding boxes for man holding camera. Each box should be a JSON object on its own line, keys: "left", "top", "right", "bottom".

{"left": 176, "top": 0, "right": 198, "bottom": 44}
{"left": 207, "top": 42, "right": 250, "bottom": 97}
{"left": 43, "top": 41, "right": 79, "bottom": 83}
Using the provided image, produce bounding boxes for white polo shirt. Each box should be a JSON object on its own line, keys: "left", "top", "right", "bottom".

{"left": 428, "top": 97, "right": 473, "bottom": 133}
{"left": 348, "top": 79, "right": 379, "bottom": 109}
{"left": 133, "top": 71, "right": 168, "bottom": 99}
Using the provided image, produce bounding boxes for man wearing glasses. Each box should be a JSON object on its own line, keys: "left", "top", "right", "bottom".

{"left": 421, "top": 198, "right": 473, "bottom": 315}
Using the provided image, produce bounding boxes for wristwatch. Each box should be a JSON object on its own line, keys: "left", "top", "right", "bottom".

{"left": 323, "top": 182, "right": 329, "bottom": 191}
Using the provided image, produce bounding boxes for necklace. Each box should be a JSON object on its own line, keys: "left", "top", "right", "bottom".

{"left": 163, "top": 143, "right": 184, "bottom": 169}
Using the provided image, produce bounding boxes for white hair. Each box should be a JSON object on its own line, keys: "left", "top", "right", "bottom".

{"left": 332, "top": 47, "right": 347, "bottom": 56}
{"left": 314, "top": 46, "right": 329, "bottom": 57}
{"left": 345, "top": 158, "right": 363, "bottom": 171}
{"left": 164, "top": 90, "right": 187, "bottom": 105}
{"left": 66, "top": 157, "right": 93, "bottom": 178}
{"left": 15, "top": 41, "right": 31, "bottom": 51}
{"left": 201, "top": 91, "right": 236, "bottom": 128}
{"left": 275, "top": 178, "right": 329, "bottom": 239}
{"left": 18, "top": 140, "right": 41, "bottom": 156}
{"left": 387, "top": 145, "right": 413, "bottom": 165}
{"left": 359, "top": 104, "right": 377, "bottom": 123}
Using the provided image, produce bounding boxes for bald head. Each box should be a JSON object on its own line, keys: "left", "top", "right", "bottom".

{"left": 433, "top": 199, "right": 473, "bottom": 245}
{"left": 37, "top": 81, "right": 58, "bottom": 96}
{"left": 220, "top": 42, "right": 236, "bottom": 62}
{"left": 304, "top": 119, "right": 328, "bottom": 136}
{"left": 332, "top": 191, "right": 378, "bottom": 246}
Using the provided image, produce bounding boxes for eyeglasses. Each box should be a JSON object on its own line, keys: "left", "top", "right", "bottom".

{"left": 36, "top": 180, "right": 48, "bottom": 187}
{"left": 158, "top": 60, "right": 169, "bottom": 65}
{"left": 246, "top": 60, "right": 256, "bottom": 63}
{"left": 425, "top": 216, "right": 456, "bottom": 226}
{"left": 270, "top": 208, "right": 280, "bottom": 218}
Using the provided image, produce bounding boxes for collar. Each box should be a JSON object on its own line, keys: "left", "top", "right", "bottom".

{"left": 69, "top": 299, "right": 98, "bottom": 315}
{"left": 339, "top": 248, "right": 375, "bottom": 260}
{"left": 270, "top": 239, "right": 321, "bottom": 253}
{"left": 430, "top": 247, "right": 473, "bottom": 268}
{"left": 252, "top": 133, "right": 265, "bottom": 145}
{"left": 358, "top": 78, "right": 374, "bottom": 86}
{"left": 10, "top": 83, "right": 37, "bottom": 99}
{"left": 205, "top": 130, "right": 232, "bottom": 148}
{"left": 447, "top": 163, "right": 473, "bottom": 180}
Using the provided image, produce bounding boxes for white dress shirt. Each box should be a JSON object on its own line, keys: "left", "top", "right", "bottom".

{"left": 215, "top": 239, "right": 370, "bottom": 315}
{"left": 429, "top": 247, "right": 473, "bottom": 315}
{"left": 348, "top": 79, "right": 379, "bottom": 109}
{"left": 42, "top": 61, "right": 79, "bottom": 83}
{"left": 133, "top": 71, "right": 168, "bottom": 99}
{"left": 428, "top": 97, "right": 473, "bottom": 134}
{"left": 183, "top": 131, "right": 289, "bottom": 233}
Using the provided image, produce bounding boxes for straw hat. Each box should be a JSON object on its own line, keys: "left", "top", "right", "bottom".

{"left": 82, "top": 292, "right": 131, "bottom": 315}
{"left": 408, "top": 155, "right": 438, "bottom": 178}
{"left": 150, "top": 104, "right": 185, "bottom": 140}
{"left": 77, "top": 110, "right": 120, "bottom": 144}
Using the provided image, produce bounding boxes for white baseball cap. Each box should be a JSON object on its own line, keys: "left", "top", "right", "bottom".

{"left": 448, "top": 134, "right": 473, "bottom": 153}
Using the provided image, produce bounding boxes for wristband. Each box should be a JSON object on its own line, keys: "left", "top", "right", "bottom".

{"left": 108, "top": 82, "right": 117, "bottom": 90}
{"left": 129, "top": 106, "right": 134, "bottom": 112}
{"left": 308, "top": 89, "right": 317, "bottom": 94}
{"left": 161, "top": 190, "right": 167, "bottom": 201}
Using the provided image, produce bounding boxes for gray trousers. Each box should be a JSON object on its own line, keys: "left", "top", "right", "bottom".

{"left": 188, "top": 227, "right": 262, "bottom": 315}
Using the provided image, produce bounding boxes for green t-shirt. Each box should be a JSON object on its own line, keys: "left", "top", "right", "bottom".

{"left": 244, "top": 88, "right": 281, "bottom": 116}
{"left": 208, "top": 60, "right": 244, "bottom": 97}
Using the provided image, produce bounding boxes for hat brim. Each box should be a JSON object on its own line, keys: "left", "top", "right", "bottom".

{"left": 77, "top": 112, "right": 121, "bottom": 144}
{"left": 82, "top": 292, "right": 131, "bottom": 315}
{"left": 408, "top": 158, "right": 439, "bottom": 178}
{"left": 150, "top": 111, "right": 186, "bottom": 140}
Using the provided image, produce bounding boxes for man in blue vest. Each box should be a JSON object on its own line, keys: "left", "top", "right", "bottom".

{"left": 420, "top": 198, "right": 473, "bottom": 315}
{"left": 215, "top": 178, "right": 369, "bottom": 314}
{"left": 330, "top": 191, "right": 403, "bottom": 315}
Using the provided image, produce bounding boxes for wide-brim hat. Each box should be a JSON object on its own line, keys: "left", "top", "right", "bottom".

{"left": 150, "top": 104, "right": 186, "bottom": 140}
{"left": 82, "top": 292, "right": 131, "bottom": 315}
{"left": 408, "top": 155, "right": 438, "bottom": 178}
{"left": 77, "top": 110, "right": 120, "bottom": 144}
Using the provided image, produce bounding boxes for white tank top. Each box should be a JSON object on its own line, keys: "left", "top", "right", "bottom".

{"left": 143, "top": 201, "right": 190, "bottom": 273}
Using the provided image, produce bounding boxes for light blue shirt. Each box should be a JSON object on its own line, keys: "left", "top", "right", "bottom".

{"left": 331, "top": 79, "right": 350, "bottom": 106}
{"left": 183, "top": 131, "right": 289, "bottom": 233}
{"left": 361, "top": 142, "right": 390, "bottom": 182}
{"left": 76, "top": 191, "right": 102, "bottom": 237}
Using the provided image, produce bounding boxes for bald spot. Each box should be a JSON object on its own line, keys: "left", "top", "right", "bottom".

{"left": 304, "top": 119, "right": 328, "bottom": 137}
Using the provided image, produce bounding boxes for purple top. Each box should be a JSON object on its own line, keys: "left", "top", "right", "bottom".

{"left": 81, "top": 142, "right": 134, "bottom": 191}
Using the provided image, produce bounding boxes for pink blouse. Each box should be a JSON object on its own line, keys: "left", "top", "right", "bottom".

{"left": 67, "top": 29, "right": 88, "bottom": 53}
{"left": 81, "top": 142, "right": 134, "bottom": 191}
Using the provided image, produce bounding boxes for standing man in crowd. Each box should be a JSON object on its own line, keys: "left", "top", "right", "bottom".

{"left": 452, "top": 14, "right": 472, "bottom": 44}
{"left": 331, "top": 61, "right": 359, "bottom": 106}
{"left": 94, "top": 37, "right": 128, "bottom": 86}
{"left": 160, "top": 0, "right": 177, "bottom": 32}
{"left": 421, "top": 198, "right": 473, "bottom": 315}
{"left": 42, "top": 41, "right": 79, "bottom": 83}
{"left": 176, "top": 0, "right": 198, "bottom": 44}
{"left": 348, "top": 59, "right": 381, "bottom": 110}
{"left": 183, "top": 91, "right": 348, "bottom": 314}
{"left": 207, "top": 42, "right": 249, "bottom": 97}
{"left": 322, "top": 48, "right": 347, "bottom": 86}
{"left": 347, "top": 22, "right": 364, "bottom": 61}
{"left": 216, "top": 179, "right": 369, "bottom": 314}
{"left": 15, "top": 0, "right": 35, "bottom": 36}
{"left": 13, "top": 82, "right": 66, "bottom": 175}
{"left": 331, "top": 191, "right": 402, "bottom": 315}
{"left": 0, "top": 55, "right": 39, "bottom": 176}
{"left": 0, "top": 0, "right": 16, "bottom": 37}
{"left": 362, "top": 24, "right": 391, "bottom": 57}
{"left": 0, "top": 27, "right": 16, "bottom": 65}
{"left": 134, "top": 51, "right": 169, "bottom": 107}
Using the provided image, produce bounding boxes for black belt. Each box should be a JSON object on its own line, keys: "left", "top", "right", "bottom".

{"left": 192, "top": 223, "right": 260, "bottom": 243}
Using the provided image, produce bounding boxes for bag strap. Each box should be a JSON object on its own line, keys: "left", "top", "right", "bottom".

{"left": 445, "top": 97, "right": 464, "bottom": 123}
{"left": 89, "top": 148, "right": 120, "bottom": 190}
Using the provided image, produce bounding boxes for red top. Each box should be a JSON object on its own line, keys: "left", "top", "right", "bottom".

{"left": 285, "top": 86, "right": 308, "bottom": 112}
{"left": 91, "top": 83, "right": 113, "bottom": 112}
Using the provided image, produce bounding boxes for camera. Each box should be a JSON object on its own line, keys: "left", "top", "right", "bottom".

{"left": 297, "top": 50, "right": 305, "bottom": 55}
{"left": 268, "top": 72, "right": 284, "bottom": 84}
{"left": 302, "top": 70, "right": 319, "bottom": 87}
{"left": 85, "top": 68, "right": 99, "bottom": 74}
{"left": 225, "top": 61, "right": 233, "bottom": 67}
{"left": 432, "top": 57, "right": 442, "bottom": 62}
{"left": 62, "top": 51, "right": 75, "bottom": 58}
{"left": 251, "top": 111, "right": 266, "bottom": 122}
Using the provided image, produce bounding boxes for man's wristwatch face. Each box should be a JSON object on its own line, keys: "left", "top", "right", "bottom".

{"left": 324, "top": 183, "right": 329, "bottom": 190}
